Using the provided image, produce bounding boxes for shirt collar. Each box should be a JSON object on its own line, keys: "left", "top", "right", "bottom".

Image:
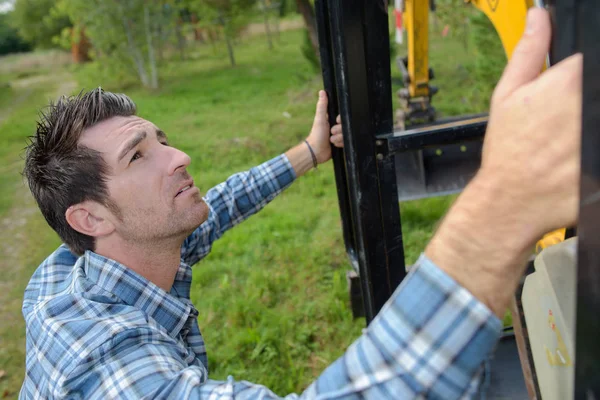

{"left": 82, "top": 250, "right": 193, "bottom": 338}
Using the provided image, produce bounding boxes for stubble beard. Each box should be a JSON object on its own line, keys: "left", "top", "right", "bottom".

{"left": 119, "top": 194, "right": 209, "bottom": 245}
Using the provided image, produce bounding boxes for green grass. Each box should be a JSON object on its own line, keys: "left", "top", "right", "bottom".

{"left": 0, "top": 24, "right": 502, "bottom": 396}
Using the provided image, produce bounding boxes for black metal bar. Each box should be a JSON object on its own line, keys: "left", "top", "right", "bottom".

{"left": 573, "top": 0, "right": 600, "bottom": 396}
{"left": 364, "top": 1, "right": 407, "bottom": 298}
{"left": 328, "top": 0, "right": 403, "bottom": 322}
{"left": 549, "top": 0, "right": 600, "bottom": 396}
{"left": 382, "top": 115, "right": 487, "bottom": 153}
{"left": 314, "top": 0, "right": 358, "bottom": 267}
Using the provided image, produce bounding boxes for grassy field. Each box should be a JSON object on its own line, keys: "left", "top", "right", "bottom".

{"left": 0, "top": 22, "right": 502, "bottom": 397}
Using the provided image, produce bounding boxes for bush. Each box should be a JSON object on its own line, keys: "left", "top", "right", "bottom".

{"left": 0, "top": 13, "right": 31, "bottom": 55}
{"left": 301, "top": 28, "right": 319, "bottom": 71}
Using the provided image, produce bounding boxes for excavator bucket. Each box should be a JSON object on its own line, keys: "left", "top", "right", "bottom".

{"left": 392, "top": 115, "right": 486, "bottom": 201}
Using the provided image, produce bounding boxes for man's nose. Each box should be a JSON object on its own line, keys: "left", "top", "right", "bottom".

{"left": 167, "top": 146, "right": 191, "bottom": 175}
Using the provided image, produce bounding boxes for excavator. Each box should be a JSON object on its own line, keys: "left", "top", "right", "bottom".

{"left": 314, "top": 0, "right": 599, "bottom": 398}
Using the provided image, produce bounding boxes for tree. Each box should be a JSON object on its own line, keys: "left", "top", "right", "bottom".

{"left": 190, "top": 0, "right": 257, "bottom": 67}
{"left": 259, "top": 0, "right": 273, "bottom": 50}
{"left": 61, "top": 0, "right": 179, "bottom": 89}
{"left": 0, "top": 11, "right": 31, "bottom": 55}
{"left": 11, "top": 0, "right": 71, "bottom": 49}
{"left": 295, "top": 0, "right": 317, "bottom": 57}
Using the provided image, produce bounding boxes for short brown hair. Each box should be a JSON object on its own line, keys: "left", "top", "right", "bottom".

{"left": 24, "top": 88, "right": 137, "bottom": 255}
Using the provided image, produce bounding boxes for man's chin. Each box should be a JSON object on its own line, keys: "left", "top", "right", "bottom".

{"left": 184, "top": 199, "right": 210, "bottom": 229}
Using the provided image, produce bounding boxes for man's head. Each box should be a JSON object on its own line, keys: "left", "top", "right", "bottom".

{"left": 25, "top": 88, "right": 208, "bottom": 256}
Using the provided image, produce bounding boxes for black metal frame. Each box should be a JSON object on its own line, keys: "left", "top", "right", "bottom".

{"left": 553, "top": 0, "right": 600, "bottom": 396}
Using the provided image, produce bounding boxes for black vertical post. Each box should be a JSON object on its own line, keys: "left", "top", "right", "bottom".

{"left": 315, "top": 0, "right": 358, "bottom": 269}
{"left": 550, "top": 0, "right": 600, "bottom": 396}
{"left": 574, "top": 0, "right": 600, "bottom": 397}
{"left": 364, "top": 1, "right": 407, "bottom": 291}
{"left": 325, "top": 0, "right": 406, "bottom": 322}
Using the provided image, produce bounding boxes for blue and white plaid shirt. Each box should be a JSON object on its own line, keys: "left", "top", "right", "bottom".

{"left": 21, "top": 155, "right": 502, "bottom": 399}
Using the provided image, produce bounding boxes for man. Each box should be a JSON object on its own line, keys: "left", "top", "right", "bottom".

{"left": 21, "top": 8, "right": 581, "bottom": 399}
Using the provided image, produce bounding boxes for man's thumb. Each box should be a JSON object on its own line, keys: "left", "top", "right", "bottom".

{"left": 313, "top": 90, "right": 328, "bottom": 124}
{"left": 493, "top": 8, "right": 551, "bottom": 101}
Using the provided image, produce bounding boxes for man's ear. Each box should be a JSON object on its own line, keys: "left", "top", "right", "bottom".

{"left": 65, "top": 201, "right": 115, "bottom": 238}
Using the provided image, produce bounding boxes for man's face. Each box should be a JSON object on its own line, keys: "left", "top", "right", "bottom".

{"left": 80, "top": 115, "right": 209, "bottom": 244}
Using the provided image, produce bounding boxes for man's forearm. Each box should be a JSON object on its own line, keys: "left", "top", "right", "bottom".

{"left": 425, "top": 173, "right": 538, "bottom": 318}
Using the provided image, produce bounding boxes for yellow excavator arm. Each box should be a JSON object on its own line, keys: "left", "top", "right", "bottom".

{"left": 402, "top": 0, "right": 565, "bottom": 251}
{"left": 469, "top": 0, "right": 534, "bottom": 58}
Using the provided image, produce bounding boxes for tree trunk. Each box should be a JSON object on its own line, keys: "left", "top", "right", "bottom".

{"left": 225, "top": 32, "right": 236, "bottom": 67}
{"left": 175, "top": 17, "right": 186, "bottom": 61}
{"left": 219, "top": 12, "right": 235, "bottom": 67}
{"left": 260, "top": 0, "right": 273, "bottom": 50}
{"left": 71, "top": 27, "right": 91, "bottom": 64}
{"left": 272, "top": 13, "right": 280, "bottom": 39}
{"left": 122, "top": 17, "right": 149, "bottom": 88}
{"left": 190, "top": 13, "right": 205, "bottom": 42}
{"left": 143, "top": 6, "right": 159, "bottom": 89}
{"left": 295, "top": 0, "right": 318, "bottom": 56}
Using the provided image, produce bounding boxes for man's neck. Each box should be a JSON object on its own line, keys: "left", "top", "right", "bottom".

{"left": 95, "top": 238, "right": 183, "bottom": 292}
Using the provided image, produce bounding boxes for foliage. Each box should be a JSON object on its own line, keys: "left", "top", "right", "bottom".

{"left": 431, "top": 0, "right": 473, "bottom": 49}
{"left": 60, "top": 0, "right": 180, "bottom": 89}
{"left": 0, "top": 11, "right": 31, "bottom": 55}
{"left": 188, "top": 0, "right": 257, "bottom": 66}
{"left": 468, "top": 11, "right": 505, "bottom": 108}
{"left": 300, "top": 28, "right": 318, "bottom": 72}
{"left": 11, "top": 0, "right": 71, "bottom": 49}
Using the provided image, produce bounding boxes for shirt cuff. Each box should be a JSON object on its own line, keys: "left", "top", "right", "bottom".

{"left": 280, "top": 153, "right": 297, "bottom": 180}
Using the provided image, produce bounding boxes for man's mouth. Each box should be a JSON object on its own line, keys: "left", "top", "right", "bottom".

{"left": 176, "top": 186, "right": 191, "bottom": 196}
{"left": 175, "top": 181, "right": 194, "bottom": 197}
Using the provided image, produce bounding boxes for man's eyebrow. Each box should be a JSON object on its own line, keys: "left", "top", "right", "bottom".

{"left": 157, "top": 129, "right": 168, "bottom": 141}
{"left": 118, "top": 131, "right": 147, "bottom": 162}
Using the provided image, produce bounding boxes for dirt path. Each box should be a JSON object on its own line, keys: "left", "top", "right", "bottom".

{"left": 242, "top": 18, "right": 304, "bottom": 37}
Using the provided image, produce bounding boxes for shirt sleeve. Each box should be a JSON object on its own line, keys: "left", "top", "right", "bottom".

{"left": 180, "top": 154, "right": 296, "bottom": 266}
{"left": 60, "top": 254, "right": 502, "bottom": 400}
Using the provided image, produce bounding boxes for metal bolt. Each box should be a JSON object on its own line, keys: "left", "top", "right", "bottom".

{"left": 375, "top": 140, "right": 383, "bottom": 146}
{"left": 376, "top": 153, "right": 384, "bottom": 160}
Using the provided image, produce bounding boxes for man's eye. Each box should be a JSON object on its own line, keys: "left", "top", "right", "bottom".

{"left": 130, "top": 151, "right": 142, "bottom": 163}
{"left": 161, "top": 142, "right": 169, "bottom": 146}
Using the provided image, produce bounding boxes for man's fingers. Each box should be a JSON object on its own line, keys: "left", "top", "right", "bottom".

{"left": 336, "top": 114, "right": 341, "bottom": 124}
{"left": 330, "top": 134, "right": 344, "bottom": 148}
{"left": 493, "top": 8, "right": 551, "bottom": 101}
{"left": 330, "top": 124, "right": 342, "bottom": 136}
{"left": 537, "top": 53, "right": 583, "bottom": 94}
{"left": 313, "top": 91, "right": 328, "bottom": 124}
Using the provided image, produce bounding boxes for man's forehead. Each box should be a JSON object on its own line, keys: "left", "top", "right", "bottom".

{"left": 79, "top": 115, "right": 156, "bottom": 149}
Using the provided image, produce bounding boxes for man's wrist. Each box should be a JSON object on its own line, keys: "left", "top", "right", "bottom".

{"left": 305, "top": 135, "right": 329, "bottom": 165}
{"left": 425, "top": 172, "right": 538, "bottom": 317}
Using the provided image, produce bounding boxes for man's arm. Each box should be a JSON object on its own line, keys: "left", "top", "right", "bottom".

{"left": 426, "top": 8, "right": 582, "bottom": 318}
{"left": 60, "top": 256, "right": 500, "bottom": 400}
{"left": 181, "top": 92, "right": 342, "bottom": 265}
